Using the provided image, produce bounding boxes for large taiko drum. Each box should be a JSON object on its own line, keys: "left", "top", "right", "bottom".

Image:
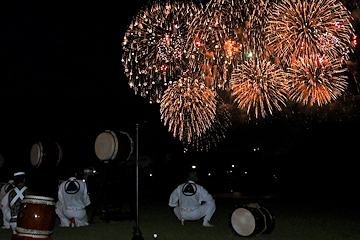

{"left": 30, "top": 142, "right": 62, "bottom": 168}
{"left": 15, "top": 195, "right": 56, "bottom": 239}
{"left": 94, "top": 130, "right": 133, "bottom": 162}
{"left": 230, "top": 203, "right": 275, "bottom": 237}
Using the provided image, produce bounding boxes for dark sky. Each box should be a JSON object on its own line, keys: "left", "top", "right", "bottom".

{"left": 0, "top": 1, "right": 359, "bottom": 191}
{"left": 0, "top": 1, "right": 175, "bottom": 173}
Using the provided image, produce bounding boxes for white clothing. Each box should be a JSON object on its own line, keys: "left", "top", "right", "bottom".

{"left": 55, "top": 177, "right": 91, "bottom": 227}
{"left": 1, "top": 186, "right": 30, "bottom": 233}
{"left": 0, "top": 182, "right": 14, "bottom": 228}
{"left": 169, "top": 181, "right": 216, "bottom": 222}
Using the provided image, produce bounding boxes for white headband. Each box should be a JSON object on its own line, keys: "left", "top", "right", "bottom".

{"left": 14, "top": 172, "right": 25, "bottom": 176}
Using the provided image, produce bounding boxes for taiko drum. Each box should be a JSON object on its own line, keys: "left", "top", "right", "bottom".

{"left": 94, "top": 130, "right": 133, "bottom": 162}
{"left": 15, "top": 195, "right": 56, "bottom": 239}
{"left": 230, "top": 203, "right": 275, "bottom": 237}
{"left": 30, "top": 142, "right": 62, "bottom": 169}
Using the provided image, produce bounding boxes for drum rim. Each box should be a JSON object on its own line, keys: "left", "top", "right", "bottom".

{"left": 108, "top": 130, "right": 119, "bottom": 160}
{"left": 24, "top": 195, "right": 55, "bottom": 202}
{"left": 30, "top": 142, "right": 43, "bottom": 168}
{"left": 16, "top": 227, "right": 53, "bottom": 238}
{"left": 119, "top": 131, "right": 134, "bottom": 161}
{"left": 55, "top": 142, "right": 62, "bottom": 167}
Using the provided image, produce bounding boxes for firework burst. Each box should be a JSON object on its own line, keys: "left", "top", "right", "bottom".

{"left": 122, "top": 0, "right": 199, "bottom": 103}
{"left": 187, "top": 0, "right": 272, "bottom": 90}
{"left": 187, "top": 0, "right": 244, "bottom": 90}
{"left": 266, "top": 0, "right": 355, "bottom": 66}
{"left": 288, "top": 55, "right": 348, "bottom": 106}
{"left": 231, "top": 58, "right": 289, "bottom": 118}
{"left": 160, "top": 76, "right": 219, "bottom": 146}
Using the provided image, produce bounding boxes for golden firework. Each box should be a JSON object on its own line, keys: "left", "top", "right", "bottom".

{"left": 122, "top": 0, "right": 199, "bottom": 103}
{"left": 231, "top": 58, "right": 289, "bottom": 118}
{"left": 266, "top": 0, "right": 355, "bottom": 66}
{"left": 160, "top": 76, "right": 218, "bottom": 145}
{"left": 288, "top": 55, "right": 348, "bottom": 106}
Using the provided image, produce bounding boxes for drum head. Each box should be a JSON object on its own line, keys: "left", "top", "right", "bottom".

{"left": 30, "top": 143, "right": 43, "bottom": 168}
{"left": 94, "top": 132, "right": 116, "bottom": 161}
{"left": 231, "top": 208, "right": 256, "bottom": 237}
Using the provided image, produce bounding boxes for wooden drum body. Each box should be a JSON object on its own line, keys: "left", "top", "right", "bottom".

{"left": 230, "top": 203, "right": 275, "bottom": 237}
{"left": 16, "top": 195, "right": 56, "bottom": 239}
{"left": 94, "top": 130, "right": 133, "bottom": 162}
{"left": 30, "top": 142, "right": 62, "bottom": 168}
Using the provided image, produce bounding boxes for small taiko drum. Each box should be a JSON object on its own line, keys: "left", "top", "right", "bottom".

{"left": 230, "top": 203, "right": 275, "bottom": 237}
{"left": 30, "top": 142, "right": 62, "bottom": 168}
{"left": 94, "top": 130, "right": 133, "bottom": 162}
{"left": 16, "top": 195, "right": 56, "bottom": 239}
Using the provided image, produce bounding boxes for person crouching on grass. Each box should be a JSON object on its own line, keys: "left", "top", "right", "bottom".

{"left": 55, "top": 172, "right": 91, "bottom": 227}
{"left": 169, "top": 171, "right": 216, "bottom": 227}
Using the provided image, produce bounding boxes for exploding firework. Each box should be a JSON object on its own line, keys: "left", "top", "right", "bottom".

{"left": 122, "top": 0, "right": 199, "bottom": 103}
{"left": 187, "top": 0, "right": 244, "bottom": 90}
{"left": 160, "top": 76, "right": 218, "bottom": 146}
{"left": 266, "top": 0, "right": 355, "bottom": 66}
{"left": 231, "top": 58, "right": 289, "bottom": 118}
{"left": 189, "top": 103, "right": 231, "bottom": 151}
{"left": 288, "top": 55, "right": 348, "bottom": 106}
{"left": 187, "top": 0, "right": 271, "bottom": 90}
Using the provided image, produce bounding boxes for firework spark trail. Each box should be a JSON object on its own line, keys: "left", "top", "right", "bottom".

{"left": 122, "top": 0, "right": 199, "bottom": 103}
{"left": 160, "top": 76, "right": 218, "bottom": 145}
{"left": 231, "top": 58, "right": 289, "bottom": 118}
{"left": 186, "top": 0, "right": 272, "bottom": 91}
{"left": 266, "top": 0, "right": 355, "bottom": 66}
{"left": 288, "top": 55, "right": 348, "bottom": 106}
{"left": 187, "top": 0, "right": 244, "bottom": 90}
{"left": 188, "top": 104, "right": 231, "bottom": 151}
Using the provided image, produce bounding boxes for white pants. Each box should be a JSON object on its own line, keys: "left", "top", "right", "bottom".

{"left": 3, "top": 206, "right": 17, "bottom": 233}
{"left": 174, "top": 201, "right": 216, "bottom": 222}
{"left": 55, "top": 202, "right": 89, "bottom": 227}
{"left": 2, "top": 207, "right": 11, "bottom": 228}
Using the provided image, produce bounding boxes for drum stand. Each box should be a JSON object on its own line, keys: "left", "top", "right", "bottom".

{"left": 132, "top": 123, "right": 144, "bottom": 240}
{"left": 89, "top": 162, "right": 111, "bottom": 224}
{"left": 89, "top": 124, "right": 144, "bottom": 240}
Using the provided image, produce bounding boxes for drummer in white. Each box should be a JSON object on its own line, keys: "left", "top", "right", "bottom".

{"left": 1, "top": 172, "right": 33, "bottom": 233}
{"left": 0, "top": 179, "right": 15, "bottom": 229}
{"left": 169, "top": 171, "right": 216, "bottom": 227}
{"left": 56, "top": 174, "right": 91, "bottom": 227}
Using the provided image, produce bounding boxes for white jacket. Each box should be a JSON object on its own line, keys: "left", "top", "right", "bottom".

{"left": 169, "top": 180, "right": 214, "bottom": 211}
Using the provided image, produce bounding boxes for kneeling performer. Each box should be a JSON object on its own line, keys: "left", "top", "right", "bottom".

{"left": 169, "top": 171, "right": 215, "bottom": 227}
{"left": 56, "top": 174, "right": 90, "bottom": 227}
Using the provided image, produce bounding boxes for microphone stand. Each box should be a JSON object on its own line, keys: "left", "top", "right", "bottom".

{"left": 132, "top": 123, "right": 144, "bottom": 240}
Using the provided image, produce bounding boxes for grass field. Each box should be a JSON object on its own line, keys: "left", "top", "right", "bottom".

{"left": 1, "top": 193, "right": 359, "bottom": 240}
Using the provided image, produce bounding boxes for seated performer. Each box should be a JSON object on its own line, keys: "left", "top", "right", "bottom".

{"left": 0, "top": 179, "right": 15, "bottom": 229}
{"left": 1, "top": 172, "right": 33, "bottom": 233}
{"left": 169, "top": 171, "right": 216, "bottom": 227}
{"left": 56, "top": 174, "right": 91, "bottom": 227}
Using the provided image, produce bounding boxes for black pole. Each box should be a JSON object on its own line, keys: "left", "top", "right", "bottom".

{"left": 132, "top": 123, "right": 144, "bottom": 240}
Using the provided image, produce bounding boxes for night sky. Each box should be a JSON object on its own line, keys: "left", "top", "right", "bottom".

{"left": 0, "top": 1, "right": 359, "bottom": 195}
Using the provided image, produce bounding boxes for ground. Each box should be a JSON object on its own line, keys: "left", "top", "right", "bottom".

{"left": 1, "top": 193, "right": 359, "bottom": 240}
